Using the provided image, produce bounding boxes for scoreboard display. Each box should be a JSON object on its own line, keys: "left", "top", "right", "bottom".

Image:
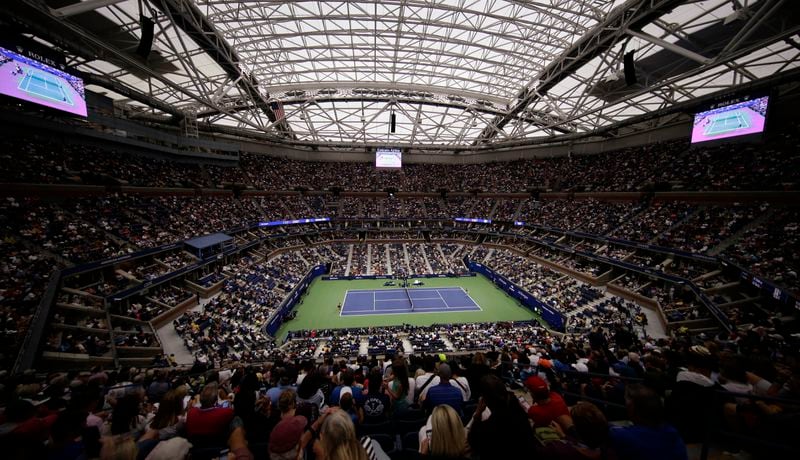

{"left": 375, "top": 148, "right": 402, "bottom": 168}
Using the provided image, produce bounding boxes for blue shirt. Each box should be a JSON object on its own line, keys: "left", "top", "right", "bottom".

{"left": 424, "top": 382, "right": 464, "bottom": 414}
{"left": 266, "top": 384, "right": 295, "bottom": 408}
{"left": 609, "top": 423, "right": 688, "bottom": 460}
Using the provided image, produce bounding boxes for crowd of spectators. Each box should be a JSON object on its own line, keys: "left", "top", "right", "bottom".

{"left": 386, "top": 244, "right": 408, "bottom": 275}
{"left": 172, "top": 248, "right": 323, "bottom": 363}
{"left": 656, "top": 204, "right": 762, "bottom": 254}
{"left": 0, "top": 236, "right": 59, "bottom": 369}
{"left": 405, "top": 244, "right": 431, "bottom": 275}
{"left": 3, "top": 116, "right": 800, "bottom": 459}
{"left": 610, "top": 201, "right": 696, "bottom": 243}
{"left": 489, "top": 249, "right": 607, "bottom": 314}
{"left": 347, "top": 244, "right": 368, "bottom": 276}
{"left": 4, "top": 123, "right": 800, "bottom": 195}
{"left": 518, "top": 198, "right": 642, "bottom": 235}
{"left": 723, "top": 206, "right": 799, "bottom": 294}
{"left": 4, "top": 303, "right": 797, "bottom": 459}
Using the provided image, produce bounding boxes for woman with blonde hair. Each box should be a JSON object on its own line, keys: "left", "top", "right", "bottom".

{"left": 306, "top": 408, "right": 388, "bottom": 460}
{"left": 420, "top": 405, "right": 469, "bottom": 459}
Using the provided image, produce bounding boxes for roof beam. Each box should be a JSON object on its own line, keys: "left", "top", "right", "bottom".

{"left": 147, "top": 0, "right": 292, "bottom": 137}
{"left": 51, "top": 0, "right": 127, "bottom": 18}
{"left": 472, "top": 0, "right": 687, "bottom": 145}
{"left": 625, "top": 29, "right": 711, "bottom": 64}
{"left": 83, "top": 73, "right": 184, "bottom": 119}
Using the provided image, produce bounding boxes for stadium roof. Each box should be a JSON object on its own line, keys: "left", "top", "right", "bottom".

{"left": 7, "top": 0, "right": 800, "bottom": 150}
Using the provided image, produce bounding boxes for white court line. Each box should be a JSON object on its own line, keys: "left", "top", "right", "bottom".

{"left": 340, "top": 307, "right": 481, "bottom": 317}
{"left": 340, "top": 286, "right": 483, "bottom": 316}
{"left": 18, "top": 69, "right": 75, "bottom": 106}
{"left": 391, "top": 297, "right": 442, "bottom": 301}
{"left": 459, "top": 286, "right": 484, "bottom": 312}
{"left": 434, "top": 289, "right": 449, "bottom": 308}
{"left": 345, "top": 286, "right": 460, "bottom": 293}
{"left": 338, "top": 290, "right": 349, "bottom": 317}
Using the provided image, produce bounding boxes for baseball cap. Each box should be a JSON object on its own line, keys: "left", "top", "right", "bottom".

{"left": 524, "top": 376, "right": 549, "bottom": 396}
{"left": 269, "top": 415, "right": 307, "bottom": 453}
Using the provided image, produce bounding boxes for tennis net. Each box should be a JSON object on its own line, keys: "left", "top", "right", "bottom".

{"left": 404, "top": 288, "right": 414, "bottom": 309}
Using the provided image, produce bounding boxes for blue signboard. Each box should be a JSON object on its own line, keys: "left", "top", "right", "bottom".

{"left": 258, "top": 217, "right": 330, "bottom": 227}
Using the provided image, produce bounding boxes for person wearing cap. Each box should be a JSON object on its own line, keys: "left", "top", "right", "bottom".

{"left": 329, "top": 369, "right": 363, "bottom": 406}
{"left": 666, "top": 345, "right": 718, "bottom": 444}
{"left": 269, "top": 389, "right": 308, "bottom": 460}
{"left": 421, "top": 364, "right": 463, "bottom": 415}
{"left": 523, "top": 375, "right": 570, "bottom": 428}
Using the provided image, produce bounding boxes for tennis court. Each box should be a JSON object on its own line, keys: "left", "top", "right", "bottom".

{"left": 704, "top": 110, "right": 749, "bottom": 136}
{"left": 18, "top": 69, "right": 73, "bottom": 106}
{"left": 341, "top": 286, "right": 481, "bottom": 316}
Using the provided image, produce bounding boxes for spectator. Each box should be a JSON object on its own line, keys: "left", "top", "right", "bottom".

{"left": 420, "top": 404, "right": 470, "bottom": 459}
{"left": 304, "top": 409, "right": 388, "bottom": 460}
{"left": 609, "top": 384, "right": 688, "bottom": 460}
{"left": 523, "top": 375, "right": 570, "bottom": 428}
{"left": 415, "top": 355, "right": 437, "bottom": 401}
{"left": 110, "top": 390, "right": 147, "bottom": 436}
{"left": 339, "top": 392, "right": 363, "bottom": 427}
{"left": 185, "top": 382, "right": 234, "bottom": 447}
{"left": 296, "top": 370, "right": 326, "bottom": 416}
{"left": 448, "top": 360, "right": 472, "bottom": 402}
{"left": 269, "top": 389, "right": 307, "bottom": 460}
{"left": 422, "top": 363, "right": 463, "bottom": 414}
{"left": 266, "top": 369, "right": 296, "bottom": 408}
{"left": 666, "top": 345, "right": 718, "bottom": 443}
{"left": 142, "top": 386, "right": 187, "bottom": 442}
{"left": 146, "top": 370, "right": 170, "bottom": 404}
{"left": 330, "top": 369, "right": 364, "bottom": 406}
{"left": 468, "top": 375, "right": 535, "bottom": 459}
{"left": 386, "top": 358, "right": 412, "bottom": 415}
{"left": 538, "top": 402, "right": 616, "bottom": 460}
{"left": 361, "top": 369, "right": 390, "bottom": 424}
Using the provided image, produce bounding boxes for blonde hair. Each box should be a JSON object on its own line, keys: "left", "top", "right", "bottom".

{"left": 429, "top": 405, "right": 468, "bottom": 458}
{"left": 319, "top": 410, "right": 368, "bottom": 460}
{"left": 100, "top": 435, "right": 137, "bottom": 460}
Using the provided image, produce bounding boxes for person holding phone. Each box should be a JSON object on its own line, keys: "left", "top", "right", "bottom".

{"left": 419, "top": 405, "right": 470, "bottom": 459}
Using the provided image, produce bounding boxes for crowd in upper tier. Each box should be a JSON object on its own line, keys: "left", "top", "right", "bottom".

{"left": 2, "top": 121, "right": 799, "bottom": 192}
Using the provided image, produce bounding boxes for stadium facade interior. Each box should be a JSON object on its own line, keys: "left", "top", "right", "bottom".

{"left": 1, "top": 1, "right": 799, "bottom": 459}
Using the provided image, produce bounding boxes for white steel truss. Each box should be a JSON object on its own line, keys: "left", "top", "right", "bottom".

{"left": 9, "top": 0, "right": 800, "bottom": 149}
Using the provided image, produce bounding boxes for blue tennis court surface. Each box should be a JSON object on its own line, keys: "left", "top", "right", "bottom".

{"left": 341, "top": 287, "right": 481, "bottom": 316}
{"left": 704, "top": 110, "right": 749, "bottom": 136}
{"left": 18, "top": 70, "right": 73, "bottom": 105}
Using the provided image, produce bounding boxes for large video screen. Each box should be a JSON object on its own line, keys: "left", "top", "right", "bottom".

{"left": 0, "top": 46, "right": 87, "bottom": 117}
{"left": 376, "top": 147, "right": 402, "bottom": 168}
{"left": 691, "top": 95, "right": 768, "bottom": 144}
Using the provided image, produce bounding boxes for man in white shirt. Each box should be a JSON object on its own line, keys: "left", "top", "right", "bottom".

{"left": 419, "top": 360, "right": 472, "bottom": 402}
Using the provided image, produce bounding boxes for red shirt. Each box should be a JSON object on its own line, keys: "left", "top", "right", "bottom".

{"left": 185, "top": 406, "right": 234, "bottom": 438}
{"left": 527, "top": 392, "right": 569, "bottom": 427}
